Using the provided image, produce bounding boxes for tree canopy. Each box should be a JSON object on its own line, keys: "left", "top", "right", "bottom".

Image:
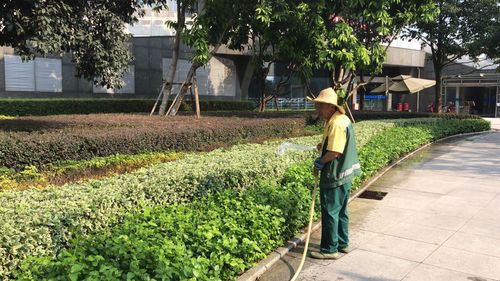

{"left": 0, "top": 0, "right": 159, "bottom": 88}
{"left": 2, "top": 0, "right": 439, "bottom": 108}
{"left": 406, "top": 0, "right": 500, "bottom": 111}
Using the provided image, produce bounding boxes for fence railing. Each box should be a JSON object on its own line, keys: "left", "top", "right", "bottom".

{"left": 264, "top": 98, "right": 315, "bottom": 110}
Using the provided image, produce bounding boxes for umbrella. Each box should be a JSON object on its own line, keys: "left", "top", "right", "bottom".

{"left": 371, "top": 75, "right": 436, "bottom": 93}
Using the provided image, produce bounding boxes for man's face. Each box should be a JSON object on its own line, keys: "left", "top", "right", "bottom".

{"left": 315, "top": 103, "right": 336, "bottom": 119}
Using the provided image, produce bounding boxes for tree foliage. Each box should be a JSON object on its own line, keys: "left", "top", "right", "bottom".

{"left": 246, "top": 0, "right": 437, "bottom": 111}
{"left": 406, "top": 0, "right": 500, "bottom": 112}
{"left": 0, "top": 0, "right": 156, "bottom": 88}
{"left": 316, "top": 0, "right": 437, "bottom": 105}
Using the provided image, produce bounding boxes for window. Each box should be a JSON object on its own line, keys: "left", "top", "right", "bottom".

{"left": 4, "top": 55, "right": 62, "bottom": 92}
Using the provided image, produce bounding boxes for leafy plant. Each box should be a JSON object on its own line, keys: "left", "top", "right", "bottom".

{"left": 16, "top": 189, "right": 286, "bottom": 281}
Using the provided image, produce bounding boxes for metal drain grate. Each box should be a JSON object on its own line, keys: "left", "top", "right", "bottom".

{"left": 358, "top": 190, "right": 388, "bottom": 201}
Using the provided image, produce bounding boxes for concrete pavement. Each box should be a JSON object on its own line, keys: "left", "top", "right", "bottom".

{"left": 258, "top": 119, "right": 500, "bottom": 281}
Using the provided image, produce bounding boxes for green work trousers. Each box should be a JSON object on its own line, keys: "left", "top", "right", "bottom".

{"left": 319, "top": 182, "right": 351, "bottom": 253}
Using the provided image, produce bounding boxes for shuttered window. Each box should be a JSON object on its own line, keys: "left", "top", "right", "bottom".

{"left": 4, "top": 55, "right": 62, "bottom": 92}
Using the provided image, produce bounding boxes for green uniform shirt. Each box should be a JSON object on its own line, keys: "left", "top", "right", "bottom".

{"left": 319, "top": 113, "right": 361, "bottom": 189}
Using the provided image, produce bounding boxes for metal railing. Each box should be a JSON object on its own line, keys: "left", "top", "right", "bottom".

{"left": 265, "top": 98, "right": 315, "bottom": 110}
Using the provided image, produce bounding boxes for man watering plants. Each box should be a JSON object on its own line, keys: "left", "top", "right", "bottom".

{"left": 308, "top": 87, "right": 361, "bottom": 260}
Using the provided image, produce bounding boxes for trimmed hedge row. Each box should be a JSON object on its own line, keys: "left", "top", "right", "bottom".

{"left": 0, "top": 151, "right": 186, "bottom": 192}
{"left": 0, "top": 99, "right": 254, "bottom": 116}
{"left": 0, "top": 115, "right": 308, "bottom": 170}
{"left": 0, "top": 118, "right": 490, "bottom": 279}
{"left": 203, "top": 110, "right": 482, "bottom": 122}
{"left": 14, "top": 118, "right": 491, "bottom": 280}
{"left": 0, "top": 112, "right": 477, "bottom": 171}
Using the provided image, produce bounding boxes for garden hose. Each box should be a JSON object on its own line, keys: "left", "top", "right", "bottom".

{"left": 290, "top": 173, "right": 319, "bottom": 281}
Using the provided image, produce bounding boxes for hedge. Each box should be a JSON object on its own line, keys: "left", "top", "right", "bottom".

{"left": 203, "top": 110, "right": 482, "bottom": 122}
{"left": 13, "top": 118, "right": 491, "bottom": 280}
{"left": 16, "top": 189, "right": 296, "bottom": 281}
{"left": 0, "top": 99, "right": 254, "bottom": 116}
{"left": 0, "top": 118, "right": 490, "bottom": 280}
{"left": 0, "top": 113, "right": 478, "bottom": 171}
{"left": 0, "top": 115, "right": 308, "bottom": 171}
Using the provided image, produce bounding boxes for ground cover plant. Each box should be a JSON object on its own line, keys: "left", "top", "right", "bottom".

{"left": 0, "top": 117, "right": 490, "bottom": 279}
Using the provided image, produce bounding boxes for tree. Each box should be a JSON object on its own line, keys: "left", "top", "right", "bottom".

{"left": 240, "top": 0, "right": 437, "bottom": 113}
{"left": 406, "top": 0, "right": 500, "bottom": 112}
{"left": 249, "top": 1, "right": 323, "bottom": 112}
{"left": 156, "top": 0, "right": 199, "bottom": 115}
{"left": 315, "top": 0, "right": 438, "bottom": 110}
{"left": 0, "top": 0, "right": 160, "bottom": 88}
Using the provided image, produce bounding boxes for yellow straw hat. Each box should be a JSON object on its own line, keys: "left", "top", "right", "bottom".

{"left": 307, "top": 87, "right": 345, "bottom": 114}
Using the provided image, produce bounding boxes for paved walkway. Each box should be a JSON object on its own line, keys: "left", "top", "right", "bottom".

{"left": 259, "top": 119, "right": 500, "bottom": 281}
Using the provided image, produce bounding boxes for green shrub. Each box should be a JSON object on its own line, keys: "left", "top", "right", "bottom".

{"left": 0, "top": 99, "right": 254, "bottom": 116}
{"left": 0, "top": 135, "right": 320, "bottom": 279}
{"left": 203, "top": 110, "right": 481, "bottom": 122}
{"left": 0, "top": 118, "right": 490, "bottom": 280}
{"left": 0, "top": 115, "right": 307, "bottom": 171}
{"left": 16, "top": 189, "right": 287, "bottom": 281}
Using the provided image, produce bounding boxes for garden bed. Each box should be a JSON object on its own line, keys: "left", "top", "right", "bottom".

{"left": 0, "top": 117, "right": 490, "bottom": 280}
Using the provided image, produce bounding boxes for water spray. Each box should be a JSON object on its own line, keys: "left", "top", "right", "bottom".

{"left": 276, "top": 142, "right": 316, "bottom": 156}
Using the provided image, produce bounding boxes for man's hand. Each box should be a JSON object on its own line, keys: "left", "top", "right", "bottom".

{"left": 313, "top": 157, "right": 324, "bottom": 176}
{"left": 316, "top": 143, "right": 322, "bottom": 151}
{"left": 313, "top": 157, "right": 324, "bottom": 170}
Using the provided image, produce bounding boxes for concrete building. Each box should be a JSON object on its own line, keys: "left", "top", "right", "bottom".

{"left": 0, "top": 36, "right": 251, "bottom": 101}
{"left": 423, "top": 57, "right": 500, "bottom": 117}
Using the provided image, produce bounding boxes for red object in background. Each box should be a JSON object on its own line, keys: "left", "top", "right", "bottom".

{"left": 396, "top": 103, "right": 403, "bottom": 112}
{"left": 403, "top": 103, "right": 409, "bottom": 112}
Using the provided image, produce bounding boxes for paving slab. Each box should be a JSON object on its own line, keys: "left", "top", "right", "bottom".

{"left": 357, "top": 233, "right": 438, "bottom": 262}
{"left": 458, "top": 218, "right": 500, "bottom": 240}
{"left": 381, "top": 222, "right": 455, "bottom": 245}
{"left": 443, "top": 231, "right": 500, "bottom": 258}
{"left": 405, "top": 212, "right": 469, "bottom": 231}
{"left": 298, "top": 250, "right": 418, "bottom": 281}
{"left": 403, "top": 264, "right": 496, "bottom": 281}
{"left": 423, "top": 247, "right": 500, "bottom": 280}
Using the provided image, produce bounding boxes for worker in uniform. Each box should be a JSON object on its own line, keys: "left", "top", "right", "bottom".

{"left": 308, "top": 87, "right": 361, "bottom": 259}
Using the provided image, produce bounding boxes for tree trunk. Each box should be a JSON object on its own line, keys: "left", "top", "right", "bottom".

{"left": 257, "top": 65, "right": 271, "bottom": 112}
{"left": 329, "top": 69, "right": 335, "bottom": 87}
{"left": 434, "top": 67, "right": 443, "bottom": 113}
{"left": 158, "top": 4, "right": 185, "bottom": 115}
